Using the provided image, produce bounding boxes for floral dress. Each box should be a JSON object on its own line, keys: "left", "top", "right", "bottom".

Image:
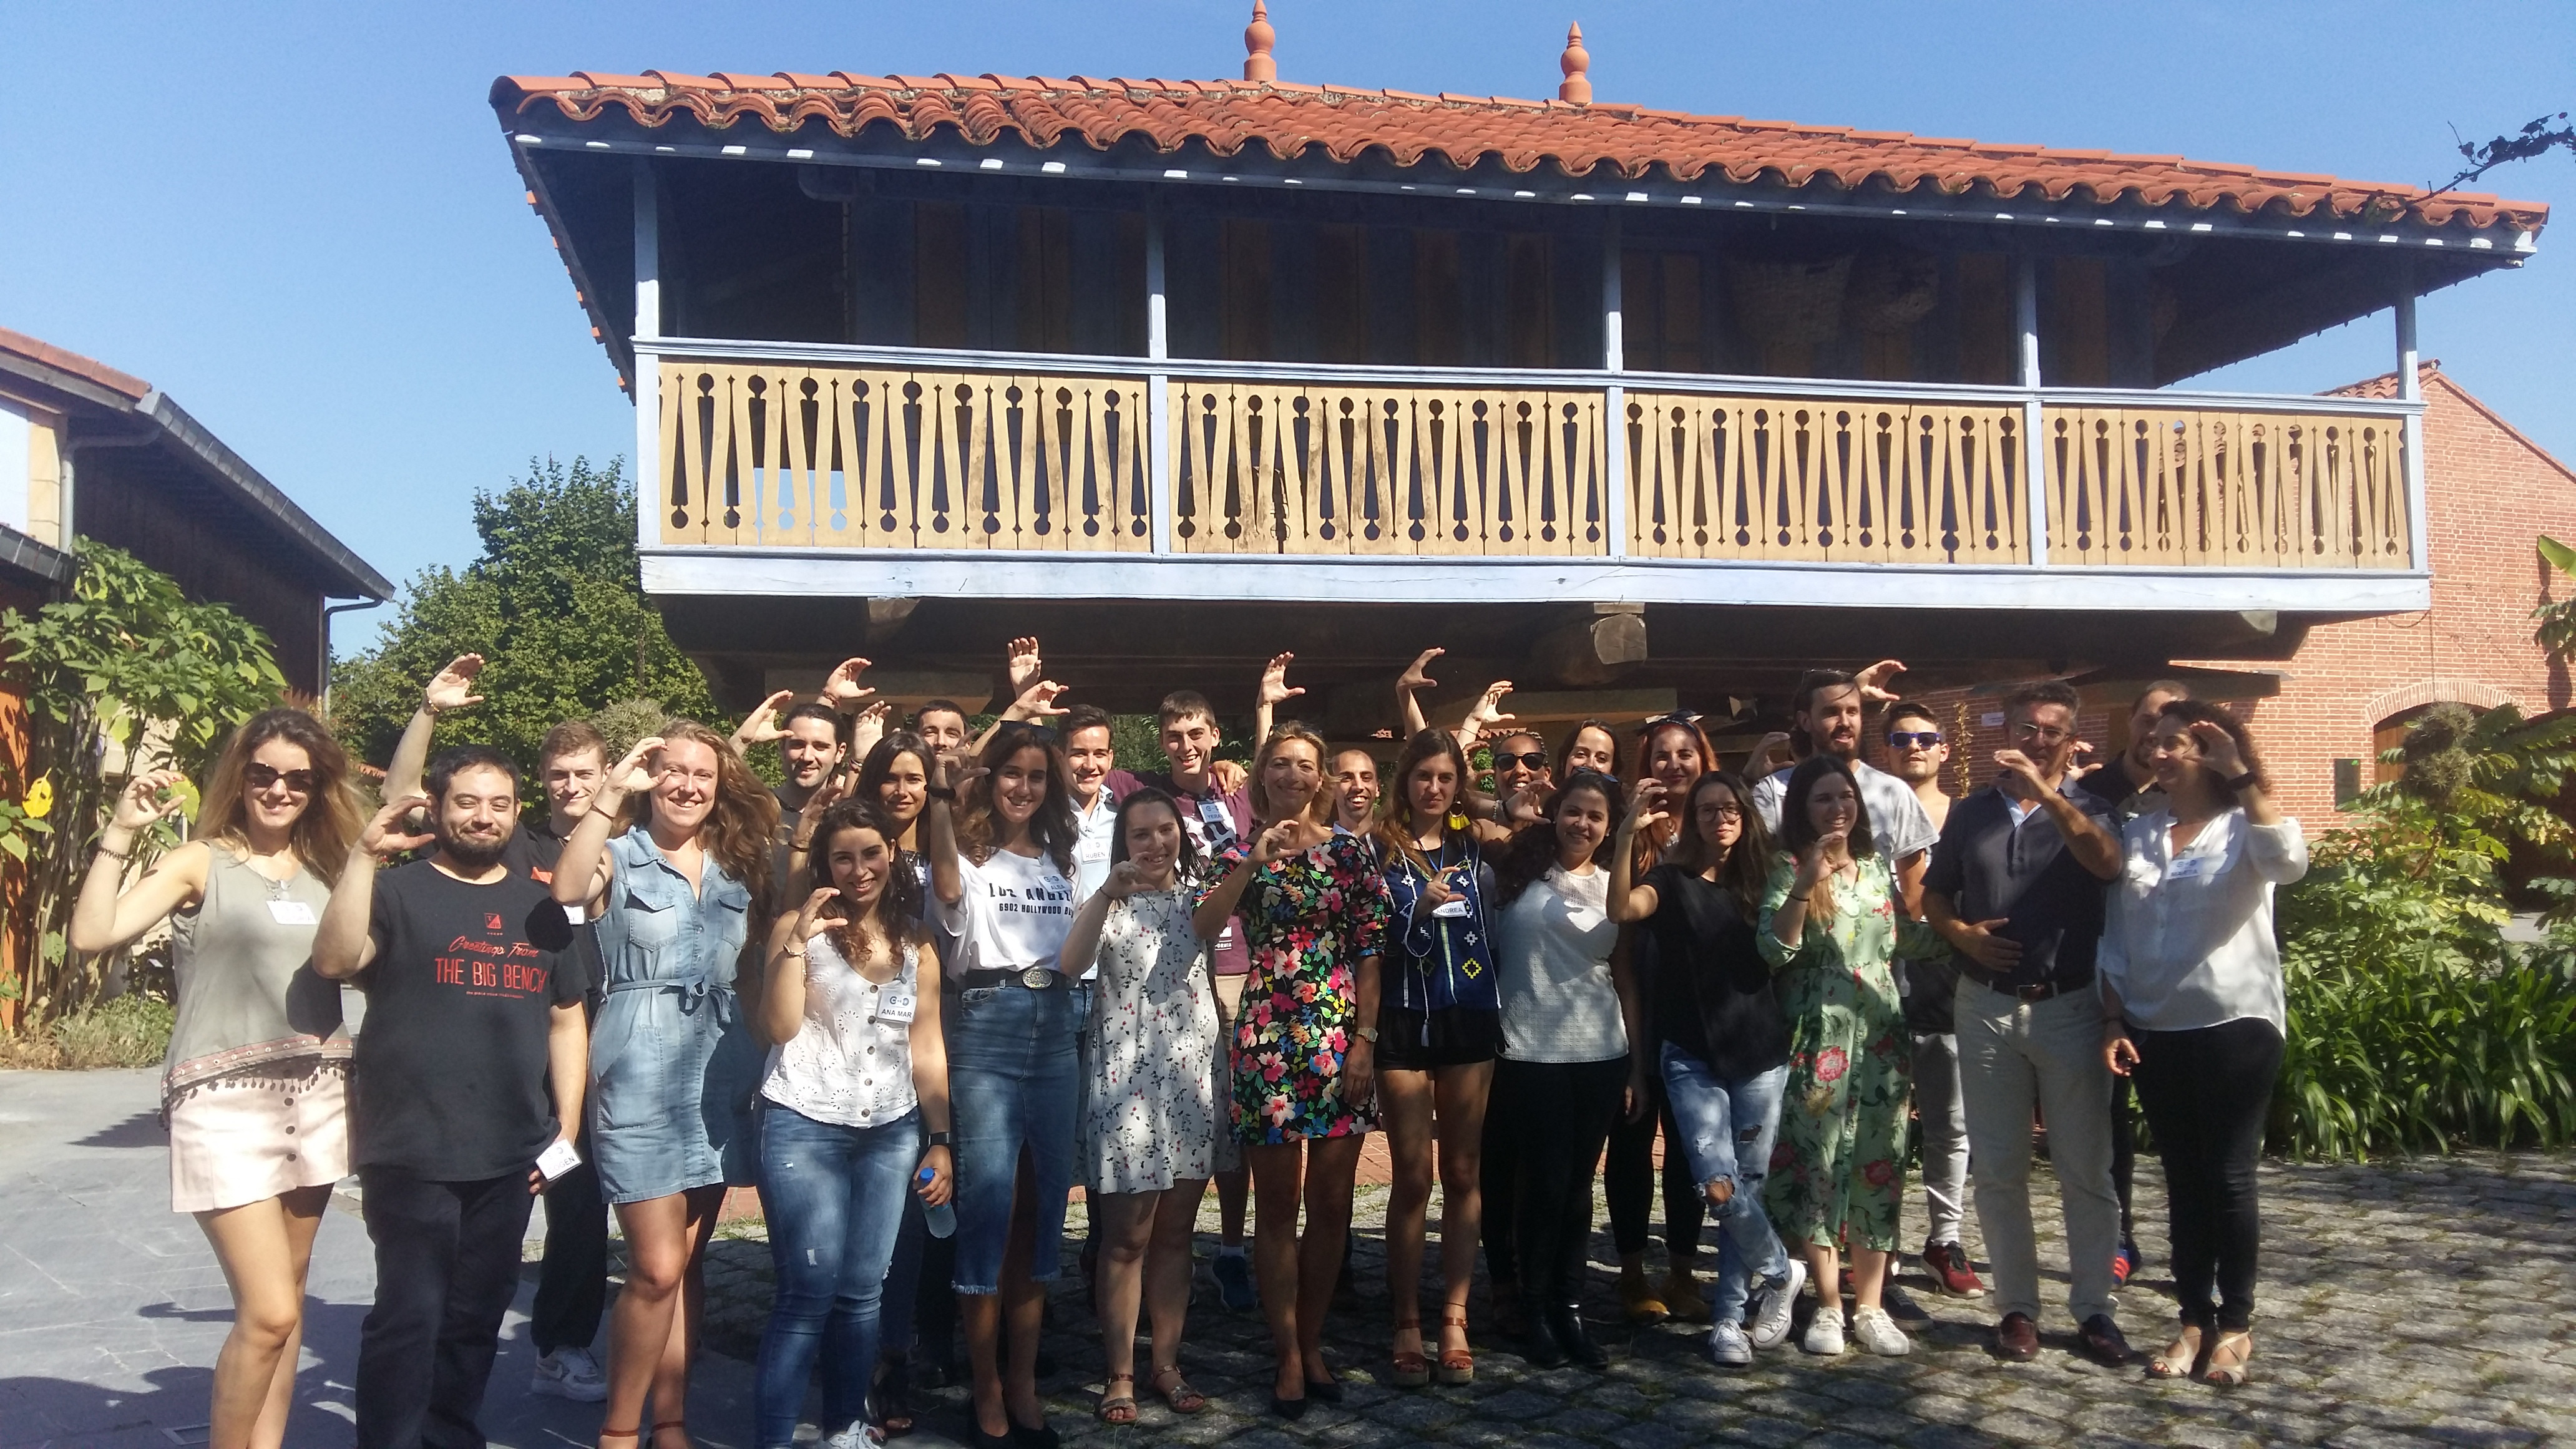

{"left": 1081, "top": 887, "right": 1221, "bottom": 1192}
{"left": 1755, "top": 854, "right": 1936, "bottom": 1252}
{"left": 1199, "top": 833, "right": 1393, "bottom": 1144}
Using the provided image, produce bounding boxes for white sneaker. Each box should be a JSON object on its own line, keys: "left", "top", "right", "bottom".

{"left": 1850, "top": 1305, "right": 1913, "bottom": 1357}
{"left": 1707, "top": 1320, "right": 1754, "bottom": 1367}
{"left": 530, "top": 1346, "right": 608, "bottom": 1402}
{"left": 1748, "top": 1259, "right": 1807, "bottom": 1350}
{"left": 823, "top": 1423, "right": 886, "bottom": 1449}
{"left": 1800, "top": 1307, "right": 1847, "bottom": 1355}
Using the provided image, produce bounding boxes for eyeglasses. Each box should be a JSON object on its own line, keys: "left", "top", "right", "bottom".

{"left": 244, "top": 763, "right": 317, "bottom": 794}
{"left": 2010, "top": 723, "right": 2073, "bottom": 744}
{"left": 1493, "top": 751, "right": 1549, "bottom": 771}
{"left": 1888, "top": 731, "right": 1944, "bottom": 749}
{"left": 1701, "top": 804, "right": 1744, "bottom": 821}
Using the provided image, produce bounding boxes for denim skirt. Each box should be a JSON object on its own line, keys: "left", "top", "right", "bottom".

{"left": 944, "top": 983, "right": 1083, "bottom": 1293}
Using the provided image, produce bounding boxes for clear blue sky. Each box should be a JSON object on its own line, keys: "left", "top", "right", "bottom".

{"left": 5, "top": 2, "right": 2570, "bottom": 656}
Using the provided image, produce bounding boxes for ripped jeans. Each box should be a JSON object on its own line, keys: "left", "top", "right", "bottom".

{"left": 754, "top": 1102, "right": 919, "bottom": 1447}
{"left": 1659, "top": 1044, "right": 1792, "bottom": 1324}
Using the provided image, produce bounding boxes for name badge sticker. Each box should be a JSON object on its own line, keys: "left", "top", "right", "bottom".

{"left": 1432, "top": 897, "right": 1473, "bottom": 919}
{"left": 2166, "top": 853, "right": 2217, "bottom": 881}
{"left": 267, "top": 899, "right": 319, "bottom": 926}
{"left": 874, "top": 986, "right": 919, "bottom": 1025}
{"left": 536, "top": 1137, "right": 583, "bottom": 1183}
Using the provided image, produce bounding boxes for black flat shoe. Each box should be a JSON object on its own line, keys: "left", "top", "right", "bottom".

{"left": 1516, "top": 1319, "right": 1569, "bottom": 1370}
{"left": 965, "top": 1425, "right": 1013, "bottom": 1449}
{"left": 1008, "top": 1417, "right": 1060, "bottom": 1449}
{"left": 1304, "top": 1375, "right": 1344, "bottom": 1404}
{"left": 1270, "top": 1392, "right": 1309, "bottom": 1422}
{"left": 1546, "top": 1304, "right": 1611, "bottom": 1371}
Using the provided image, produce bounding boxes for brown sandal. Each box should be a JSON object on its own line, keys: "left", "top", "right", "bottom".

{"left": 1437, "top": 1312, "right": 1475, "bottom": 1386}
{"left": 1148, "top": 1365, "right": 1206, "bottom": 1415}
{"left": 2200, "top": 1330, "right": 2254, "bottom": 1387}
{"left": 2146, "top": 1324, "right": 2203, "bottom": 1380}
{"left": 1096, "top": 1372, "right": 1138, "bottom": 1425}
{"left": 1390, "top": 1317, "right": 1432, "bottom": 1388}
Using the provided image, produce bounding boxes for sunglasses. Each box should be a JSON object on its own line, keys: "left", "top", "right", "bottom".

{"left": 1493, "top": 751, "right": 1549, "bottom": 771}
{"left": 1887, "top": 731, "right": 1944, "bottom": 749}
{"left": 1635, "top": 711, "right": 1704, "bottom": 734}
{"left": 244, "top": 763, "right": 318, "bottom": 794}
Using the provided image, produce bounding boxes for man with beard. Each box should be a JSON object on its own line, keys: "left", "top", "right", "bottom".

{"left": 315, "top": 744, "right": 588, "bottom": 1449}
{"left": 1751, "top": 665, "right": 1941, "bottom": 910}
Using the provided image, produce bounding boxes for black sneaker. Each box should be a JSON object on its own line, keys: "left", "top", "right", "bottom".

{"left": 1212, "top": 1251, "right": 1257, "bottom": 1312}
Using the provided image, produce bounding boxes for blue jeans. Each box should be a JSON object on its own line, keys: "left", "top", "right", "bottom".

{"left": 945, "top": 983, "right": 1083, "bottom": 1293}
{"left": 754, "top": 1103, "right": 920, "bottom": 1448}
{"left": 1660, "top": 1044, "right": 1792, "bottom": 1323}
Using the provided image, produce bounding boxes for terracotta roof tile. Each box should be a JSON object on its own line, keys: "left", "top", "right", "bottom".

{"left": 489, "top": 72, "right": 2550, "bottom": 232}
{"left": 0, "top": 324, "right": 152, "bottom": 401}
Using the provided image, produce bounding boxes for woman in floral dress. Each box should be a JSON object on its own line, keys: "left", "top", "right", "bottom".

{"left": 1757, "top": 756, "right": 1934, "bottom": 1359}
{"left": 1192, "top": 722, "right": 1390, "bottom": 1420}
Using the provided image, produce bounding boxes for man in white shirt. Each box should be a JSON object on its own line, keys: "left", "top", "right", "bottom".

{"left": 1752, "top": 665, "right": 1939, "bottom": 911}
{"left": 1063, "top": 705, "right": 1121, "bottom": 909}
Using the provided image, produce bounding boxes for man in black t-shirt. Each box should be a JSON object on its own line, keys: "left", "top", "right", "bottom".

{"left": 316, "top": 744, "right": 588, "bottom": 1449}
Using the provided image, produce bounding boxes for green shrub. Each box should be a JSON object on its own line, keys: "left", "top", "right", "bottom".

{"left": 0, "top": 992, "right": 177, "bottom": 1070}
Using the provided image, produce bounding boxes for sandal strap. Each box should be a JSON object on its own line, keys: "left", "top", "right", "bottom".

{"left": 602, "top": 1432, "right": 641, "bottom": 1442}
{"left": 653, "top": 1422, "right": 687, "bottom": 1433}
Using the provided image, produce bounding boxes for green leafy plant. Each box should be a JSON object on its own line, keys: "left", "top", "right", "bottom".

{"left": 0, "top": 542, "right": 288, "bottom": 1028}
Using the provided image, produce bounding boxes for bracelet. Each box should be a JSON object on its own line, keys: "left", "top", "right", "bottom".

{"left": 95, "top": 843, "right": 132, "bottom": 862}
{"left": 925, "top": 1130, "right": 954, "bottom": 1148}
{"left": 587, "top": 801, "right": 623, "bottom": 820}
{"left": 928, "top": 786, "right": 957, "bottom": 802}
{"left": 2225, "top": 770, "right": 2258, "bottom": 791}
{"left": 781, "top": 945, "right": 806, "bottom": 959}
{"left": 790, "top": 836, "right": 814, "bottom": 852}
{"left": 1784, "top": 891, "right": 1810, "bottom": 903}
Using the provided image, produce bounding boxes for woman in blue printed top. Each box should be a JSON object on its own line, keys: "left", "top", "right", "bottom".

{"left": 1373, "top": 728, "right": 1505, "bottom": 1387}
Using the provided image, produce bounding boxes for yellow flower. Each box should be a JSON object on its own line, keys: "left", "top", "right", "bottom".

{"left": 23, "top": 778, "right": 51, "bottom": 819}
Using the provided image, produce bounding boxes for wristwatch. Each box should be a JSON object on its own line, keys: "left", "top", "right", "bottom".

{"left": 1355, "top": 1025, "right": 1381, "bottom": 1043}
{"left": 2225, "top": 770, "right": 2258, "bottom": 791}
{"left": 925, "top": 1130, "right": 954, "bottom": 1148}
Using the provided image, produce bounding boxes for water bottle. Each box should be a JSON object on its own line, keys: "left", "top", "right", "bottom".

{"left": 919, "top": 1166, "right": 955, "bottom": 1239}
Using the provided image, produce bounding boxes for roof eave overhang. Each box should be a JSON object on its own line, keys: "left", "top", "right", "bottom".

{"left": 130, "top": 391, "right": 394, "bottom": 601}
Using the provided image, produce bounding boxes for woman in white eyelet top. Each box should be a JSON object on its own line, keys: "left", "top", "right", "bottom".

{"left": 759, "top": 934, "right": 928, "bottom": 1129}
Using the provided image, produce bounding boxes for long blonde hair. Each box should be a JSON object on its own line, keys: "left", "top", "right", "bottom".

{"left": 197, "top": 708, "right": 364, "bottom": 884}
{"left": 1249, "top": 723, "right": 1333, "bottom": 829}
{"left": 650, "top": 720, "right": 782, "bottom": 926}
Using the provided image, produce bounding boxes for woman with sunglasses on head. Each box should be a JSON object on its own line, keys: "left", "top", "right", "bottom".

{"left": 1192, "top": 723, "right": 1391, "bottom": 1420}
{"left": 71, "top": 710, "right": 364, "bottom": 1449}
{"left": 555, "top": 722, "right": 778, "bottom": 1449}
{"left": 753, "top": 799, "right": 954, "bottom": 1449}
{"left": 2100, "top": 703, "right": 2305, "bottom": 1387}
{"left": 1058, "top": 788, "right": 1219, "bottom": 1423}
{"left": 1371, "top": 728, "right": 1505, "bottom": 1387}
{"left": 1608, "top": 771, "right": 1805, "bottom": 1367}
{"left": 1759, "top": 756, "right": 1936, "bottom": 1358}
{"left": 920, "top": 724, "right": 1084, "bottom": 1448}
{"left": 1481, "top": 771, "right": 1640, "bottom": 1369}
{"left": 1601, "top": 713, "right": 1719, "bottom": 1325}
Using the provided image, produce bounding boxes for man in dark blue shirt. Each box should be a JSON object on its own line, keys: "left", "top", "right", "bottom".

{"left": 1923, "top": 681, "right": 2133, "bottom": 1368}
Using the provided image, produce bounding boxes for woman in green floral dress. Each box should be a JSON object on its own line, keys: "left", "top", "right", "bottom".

{"left": 1758, "top": 756, "right": 1937, "bottom": 1358}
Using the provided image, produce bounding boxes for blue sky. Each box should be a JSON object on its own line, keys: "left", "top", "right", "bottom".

{"left": 4, "top": 2, "right": 2570, "bottom": 656}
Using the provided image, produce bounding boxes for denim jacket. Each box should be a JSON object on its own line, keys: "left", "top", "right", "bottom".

{"left": 593, "top": 831, "right": 753, "bottom": 1014}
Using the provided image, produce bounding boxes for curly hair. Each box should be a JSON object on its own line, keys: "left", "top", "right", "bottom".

{"left": 2156, "top": 698, "right": 2268, "bottom": 806}
{"left": 197, "top": 708, "right": 365, "bottom": 885}
{"left": 650, "top": 720, "right": 782, "bottom": 926}
{"left": 956, "top": 728, "right": 1079, "bottom": 877}
{"left": 801, "top": 797, "right": 926, "bottom": 960}
{"left": 1492, "top": 770, "right": 1626, "bottom": 909}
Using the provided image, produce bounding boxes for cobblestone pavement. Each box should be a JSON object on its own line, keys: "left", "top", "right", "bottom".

{"left": 675, "top": 1151, "right": 2576, "bottom": 1448}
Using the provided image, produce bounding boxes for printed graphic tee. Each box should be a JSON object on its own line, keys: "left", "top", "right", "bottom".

{"left": 935, "top": 847, "right": 1078, "bottom": 982}
{"left": 354, "top": 859, "right": 587, "bottom": 1180}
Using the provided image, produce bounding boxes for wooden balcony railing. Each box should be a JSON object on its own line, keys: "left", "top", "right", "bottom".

{"left": 650, "top": 354, "right": 2416, "bottom": 575}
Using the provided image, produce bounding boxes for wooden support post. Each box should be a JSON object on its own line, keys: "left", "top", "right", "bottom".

{"left": 1602, "top": 212, "right": 1627, "bottom": 557}
{"left": 1530, "top": 602, "right": 1648, "bottom": 687}
{"left": 2396, "top": 284, "right": 2429, "bottom": 572}
{"left": 1146, "top": 201, "right": 1173, "bottom": 556}
{"left": 632, "top": 159, "right": 661, "bottom": 555}
{"left": 2015, "top": 255, "right": 2049, "bottom": 568}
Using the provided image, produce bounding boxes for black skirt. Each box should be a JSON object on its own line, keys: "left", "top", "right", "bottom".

{"left": 1375, "top": 1000, "right": 1503, "bottom": 1071}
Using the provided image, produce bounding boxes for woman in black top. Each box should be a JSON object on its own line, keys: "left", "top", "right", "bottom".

{"left": 1608, "top": 771, "right": 1803, "bottom": 1368}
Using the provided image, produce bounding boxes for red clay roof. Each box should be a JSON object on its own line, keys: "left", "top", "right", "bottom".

{"left": 0, "top": 324, "right": 151, "bottom": 401}
{"left": 493, "top": 72, "right": 2547, "bottom": 233}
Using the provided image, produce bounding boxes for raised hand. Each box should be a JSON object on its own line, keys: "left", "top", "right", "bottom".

{"left": 1993, "top": 747, "right": 2049, "bottom": 800}
{"left": 1617, "top": 785, "right": 1669, "bottom": 838}
{"left": 731, "top": 690, "right": 794, "bottom": 752}
{"left": 110, "top": 770, "right": 189, "bottom": 832}
{"left": 930, "top": 748, "right": 987, "bottom": 797}
{"left": 1795, "top": 829, "right": 1850, "bottom": 887}
{"left": 790, "top": 885, "right": 842, "bottom": 943}
{"left": 819, "top": 657, "right": 876, "bottom": 711}
{"left": 2066, "top": 738, "right": 2106, "bottom": 780}
{"left": 1211, "top": 758, "right": 1248, "bottom": 794}
{"left": 1256, "top": 653, "right": 1304, "bottom": 711}
{"left": 1005, "top": 637, "right": 1043, "bottom": 699}
{"left": 1248, "top": 819, "right": 1302, "bottom": 865}
{"left": 423, "top": 654, "right": 486, "bottom": 714}
{"left": 1103, "top": 860, "right": 1148, "bottom": 901}
{"left": 1004, "top": 680, "right": 1070, "bottom": 721}
{"left": 361, "top": 791, "right": 438, "bottom": 857}
{"left": 1396, "top": 648, "right": 1443, "bottom": 696}
{"left": 847, "top": 701, "right": 892, "bottom": 758}
{"left": 1460, "top": 680, "right": 1516, "bottom": 742}
{"left": 1855, "top": 658, "right": 1909, "bottom": 704}
{"left": 605, "top": 736, "right": 665, "bottom": 799}
{"left": 1503, "top": 783, "right": 1548, "bottom": 827}
{"left": 1413, "top": 867, "right": 1463, "bottom": 918}
{"left": 799, "top": 767, "right": 854, "bottom": 827}
{"left": 2190, "top": 720, "right": 2248, "bottom": 779}
{"left": 1750, "top": 731, "right": 1794, "bottom": 773}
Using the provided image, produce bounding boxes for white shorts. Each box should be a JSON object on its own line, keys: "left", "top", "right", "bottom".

{"left": 166, "top": 1060, "right": 351, "bottom": 1214}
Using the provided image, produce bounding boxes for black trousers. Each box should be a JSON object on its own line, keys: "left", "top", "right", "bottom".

{"left": 356, "top": 1166, "right": 537, "bottom": 1449}
{"left": 2112, "top": 1071, "right": 2139, "bottom": 1241}
{"left": 529, "top": 1134, "right": 607, "bottom": 1357}
{"left": 2129, "top": 1017, "right": 2283, "bottom": 1332}
{"left": 1604, "top": 1075, "right": 1702, "bottom": 1259}
{"left": 1484, "top": 1056, "right": 1627, "bottom": 1306}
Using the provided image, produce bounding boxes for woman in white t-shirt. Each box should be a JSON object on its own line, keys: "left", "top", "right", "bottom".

{"left": 1481, "top": 771, "right": 1640, "bottom": 1371}
{"left": 922, "top": 724, "right": 1084, "bottom": 1448}
{"left": 753, "top": 799, "right": 954, "bottom": 1449}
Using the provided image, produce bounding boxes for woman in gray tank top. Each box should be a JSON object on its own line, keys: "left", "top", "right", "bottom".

{"left": 70, "top": 708, "right": 364, "bottom": 1449}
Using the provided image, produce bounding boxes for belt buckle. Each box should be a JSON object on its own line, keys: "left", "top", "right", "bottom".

{"left": 1020, "top": 965, "right": 1053, "bottom": 990}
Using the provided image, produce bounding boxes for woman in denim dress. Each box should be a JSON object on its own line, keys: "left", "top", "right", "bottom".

{"left": 556, "top": 722, "right": 779, "bottom": 1449}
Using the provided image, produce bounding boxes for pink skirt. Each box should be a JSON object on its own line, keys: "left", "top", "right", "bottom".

{"left": 166, "top": 1058, "right": 351, "bottom": 1214}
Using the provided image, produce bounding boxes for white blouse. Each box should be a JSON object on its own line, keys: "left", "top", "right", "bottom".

{"left": 759, "top": 935, "right": 924, "bottom": 1130}
{"left": 1493, "top": 866, "right": 1629, "bottom": 1063}
{"left": 2098, "top": 805, "right": 2308, "bottom": 1033}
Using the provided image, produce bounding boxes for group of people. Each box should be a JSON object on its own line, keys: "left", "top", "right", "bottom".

{"left": 80, "top": 635, "right": 2306, "bottom": 1449}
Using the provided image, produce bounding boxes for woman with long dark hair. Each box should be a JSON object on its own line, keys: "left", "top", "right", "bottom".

{"left": 753, "top": 799, "right": 954, "bottom": 1449}
{"left": 2102, "top": 702, "right": 2306, "bottom": 1386}
{"left": 1370, "top": 728, "right": 1503, "bottom": 1385}
{"left": 1604, "top": 715, "right": 1719, "bottom": 1324}
{"left": 922, "top": 724, "right": 1083, "bottom": 1447}
{"left": 1191, "top": 723, "right": 1391, "bottom": 1419}
{"left": 555, "top": 720, "right": 780, "bottom": 1448}
{"left": 71, "top": 709, "right": 364, "bottom": 1449}
{"left": 1758, "top": 756, "right": 1930, "bottom": 1358}
{"left": 1061, "top": 788, "right": 1219, "bottom": 1422}
{"left": 1481, "top": 771, "right": 1639, "bottom": 1368}
{"left": 1608, "top": 771, "right": 1803, "bottom": 1367}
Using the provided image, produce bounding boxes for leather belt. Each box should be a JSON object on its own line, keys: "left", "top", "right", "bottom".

{"left": 960, "top": 966, "right": 1066, "bottom": 992}
{"left": 1961, "top": 967, "right": 2094, "bottom": 1003}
